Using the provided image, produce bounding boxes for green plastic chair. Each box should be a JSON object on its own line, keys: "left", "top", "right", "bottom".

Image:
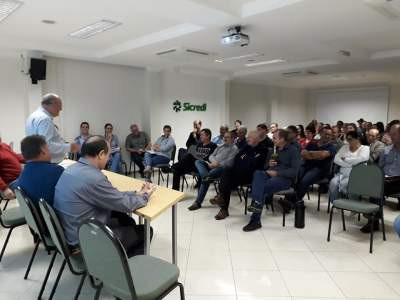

{"left": 0, "top": 193, "right": 26, "bottom": 262}
{"left": 15, "top": 188, "right": 57, "bottom": 299}
{"left": 78, "top": 219, "right": 185, "bottom": 300}
{"left": 327, "top": 164, "right": 385, "bottom": 253}
{"left": 39, "top": 199, "right": 86, "bottom": 300}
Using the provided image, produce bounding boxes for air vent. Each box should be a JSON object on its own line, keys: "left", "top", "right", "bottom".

{"left": 155, "top": 47, "right": 214, "bottom": 61}
{"left": 156, "top": 48, "right": 178, "bottom": 56}
{"left": 185, "top": 48, "right": 209, "bottom": 56}
{"left": 282, "top": 70, "right": 319, "bottom": 77}
{"left": 307, "top": 70, "right": 319, "bottom": 75}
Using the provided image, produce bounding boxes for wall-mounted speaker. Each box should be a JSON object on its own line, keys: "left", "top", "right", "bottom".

{"left": 29, "top": 58, "right": 46, "bottom": 84}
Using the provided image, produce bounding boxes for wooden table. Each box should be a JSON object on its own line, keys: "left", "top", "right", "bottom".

{"left": 60, "top": 160, "right": 185, "bottom": 264}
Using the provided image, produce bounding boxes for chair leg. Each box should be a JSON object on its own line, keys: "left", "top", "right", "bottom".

{"left": 370, "top": 214, "right": 375, "bottom": 254}
{"left": 158, "top": 170, "right": 161, "bottom": 185}
{"left": 307, "top": 191, "right": 310, "bottom": 200}
{"left": 341, "top": 209, "right": 346, "bottom": 231}
{"left": 282, "top": 210, "right": 286, "bottom": 227}
{"left": 327, "top": 200, "right": 331, "bottom": 214}
{"left": 380, "top": 207, "right": 386, "bottom": 241}
{"left": 237, "top": 188, "right": 243, "bottom": 203}
{"left": 38, "top": 251, "right": 57, "bottom": 299}
{"left": 49, "top": 259, "right": 66, "bottom": 300}
{"left": 3, "top": 199, "right": 10, "bottom": 211}
{"left": 166, "top": 173, "right": 170, "bottom": 188}
{"left": 271, "top": 199, "right": 275, "bottom": 214}
{"left": 178, "top": 282, "right": 185, "bottom": 300}
{"left": 327, "top": 207, "right": 334, "bottom": 242}
{"left": 94, "top": 286, "right": 102, "bottom": 300}
{"left": 0, "top": 227, "right": 14, "bottom": 262}
{"left": 317, "top": 191, "right": 321, "bottom": 211}
{"left": 24, "top": 239, "right": 41, "bottom": 279}
{"left": 74, "top": 273, "right": 87, "bottom": 300}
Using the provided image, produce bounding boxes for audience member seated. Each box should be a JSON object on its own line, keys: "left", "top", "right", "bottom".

{"left": 290, "top": 128, "right": 336, "bottom": 209}
{"left": 367, "top": 128, "right": 384, "bottom": 163}
{"left": 186, "top": 120, "right": 202, "bottom": 148}
{"left": 104, "top": 123, "right": 122, "bottom": 173}
{"left": 172, "top": 129, "right": 217, "bottom": 191}
{"left": 0, "top": 135, "right": 24, "bottom": 200}
{"left": 245, "top": 129, "right": 301, "bottom": 231}
{"left": 382, "top": 120, "right": 400, "bottom": 146}
{"left": 267, "top": 123, "right": 278, "bottom": 139}
{"left": 234, "top": 120, "right": 242, "bottom": 132}
{"left": 328, "top": 131, "right": 370, "bottom": 203}
{"left": 235, "top": 125, "right": 248, "bottom": 150}
{"left": 143, "top": 125, "right": 175, "bottom": 181}
{"left": 303, "top": 124, "right": 316, "bottom": 150}
{"left": 17, "top": 135, "right": 64, "bottom": 206}
{"left": 125, "top": 124, "right": 150, "bottom": 177}
{"left": 212, "top": 125, "right": 229, "bottom": 145}
{"left": 287, "top": 125, "right": 301, "bottom": 152}
{"left": 331, "top": 125, "right": 344, "bottom": 151}
{"left": 54, "top": 136, "right": 155, "bottom": 257}
{"left": 74, "top": 121, "right": 91, "bottom": 159}
{"left": 210, "top": 131, "right": 267, "bottom": 220}
{"left": 257, "top": 123, "right": 274, "bottom": 150}
{"left": 297, "top": 124, "right": 306, "bottom": 149}
{"left": 188, "top": 131, "right": 238, "bottom": 211}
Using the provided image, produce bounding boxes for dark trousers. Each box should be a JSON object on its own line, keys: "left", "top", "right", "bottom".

{"left": 296, "top": 166, "right": 326, "bottom": 201}
{"left": 108, "top": 211, "right": 153, "bottom": 258}
{"left": 219, "top": 167, "right": 253, "bottom": 210}
{"left": 131, "top": 153, "right": 145, "bottom": 173}
{"left": 384, "top": 177, "right": 400, "bottom": 196}
{"left": 172, "top": 155, "right": 197, "bottom": 190}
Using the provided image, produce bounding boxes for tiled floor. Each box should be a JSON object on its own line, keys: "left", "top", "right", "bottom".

{"left": 1, "top": 177, "right": 400, "bottom": 300}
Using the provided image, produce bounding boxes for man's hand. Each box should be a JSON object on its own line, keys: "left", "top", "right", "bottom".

{"left": 70, "top": 143, "right": 80, "bottom": 153}
{"left": 3, "top": 188, "right": 15, "bottom": 200}
{"left": 153, "top": 144, "right": 161, "bottom": 152}
{"left": 139, "top": 182, "right": 156, "bottom": 197}
{"left": 266, "top": 170, "right": 278, "bottom": 177}
{"left": 301, "top": 150, "right": 309, "bottom": 159}
{"left": 268, "top": 159, "right": 277, "bottom": 167}
{"left": 208, "top": 161, "right": 219, "bottom": 169}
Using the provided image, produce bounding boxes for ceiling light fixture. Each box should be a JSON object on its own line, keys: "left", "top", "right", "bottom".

{"left": 215, "top": 53, "right": 263, "bottom": 63}
{"left": 0, "top": 0, "right": 23, "bottom": 23}
{"left": 245, "top": 59, "right": 286, "bottom": 67}
{"left": 69, "top": 19, "right": 122, "bottom": 39}
{"left": 42, "top": 19, "right": 56, "bottom": 24}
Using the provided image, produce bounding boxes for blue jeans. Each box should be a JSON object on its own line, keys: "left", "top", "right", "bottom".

{"left": 297, "top": 166, "right": 325, "bottom": 200}
{"left": 109, "top": 152, "right": 122, "bottom": 173}
{"left": 195, "top": 160, "right": 223, "bottom": 204}
{"left": 250, "top": 170, "right": 291, "bottom": 224}
{"left": 394, "top": 215, "right": 400, "bottom": 237}
{"left": 143, "top": 153, "right": 170, "bottom": 167}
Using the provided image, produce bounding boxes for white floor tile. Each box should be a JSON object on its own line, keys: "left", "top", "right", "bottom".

{"left": 314, "top": 251, "right": 372, "bottom": 272}
{"left": 272, "top": 251, "right": 324, "bottom": 271}
{"left": 378, "top": 272, "right": 400, "bottom": 295}
{"left": 231, "top": 251, "right": 277, "bottom": 270}
{"left": 185, "top": 270, "right": 236, "bottom": 295}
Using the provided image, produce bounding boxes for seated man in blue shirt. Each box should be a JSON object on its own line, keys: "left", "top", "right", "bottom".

{"left": 54, "top": 136, "right": 155, "bottom": 257}
{"left": 18, "top": 135, "right": 64, "bottom": 206}
{"left": 245, "top": 129, "right": 301, "bottom": 232}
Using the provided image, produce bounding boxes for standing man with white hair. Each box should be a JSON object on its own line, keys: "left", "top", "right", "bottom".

{"left": 26, "top": 93, "right": 79, "bottom": 163}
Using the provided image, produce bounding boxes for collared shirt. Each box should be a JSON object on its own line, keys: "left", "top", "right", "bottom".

{"left": 125, "top": 132, "right": 150, "bottom": 151}
{"left": 211, "top": 135, "right": 224, "bottom": 145}
{"left": 369, "top": 140, "right": 385, "bottom": 163}
{"left": 0, "top": 143, "right": 24, "bottom": 191}
{"left": 26, "top": 106, "right": 69, "bottom": 163}
{"left": 208, "top": 143, "right": 238, "bottom": 168}
{"left": 105, "top": 134, "right": 120, "bottom": 154}
{"left": 53, "top": 157, "right": 148, "bottom": 245}
{"left": 269, "top": 143, "right": 301, "bottom": 180}
{"left": 153, "top": 135, "right": 176, "bottom": 158}
{"left": 379, "top": 145, "right": 400, "bottom": 177}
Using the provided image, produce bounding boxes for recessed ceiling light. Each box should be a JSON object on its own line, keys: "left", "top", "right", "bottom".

{"left": 69, "top": 19, "right": 122, "bottom": 39}
{"left": 214, "top": 53, "right": 263, "bottom": 63}
{"left": 245, "top": 59, "right": 286, "bottom": 67}
{"left": 42, "top": 19, "right": 56, "bottom": 24}
{"left": 0, "top": 0, "right": 23, "bottom": 23}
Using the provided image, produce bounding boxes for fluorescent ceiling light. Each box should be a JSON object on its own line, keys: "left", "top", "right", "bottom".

{"left": 0, "top": 0, "right": 23, "bottom": 23}
{"left": 245, "top": 59, "right": 286, "bottom": 67}
{"left": 215, "top": 53, "right": 263, "bottom": 63}
{"left": 69, "top": 20, "right": 122, "bottom": 39}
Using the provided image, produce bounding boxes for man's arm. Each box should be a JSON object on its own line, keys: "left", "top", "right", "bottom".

{"left": 159, "top": 137, "right": 175, "bottom": 153}
{"left": 277, "top": 148, "right": 301, "bottom": 179}
{"left": 219, "top": 146, "right": 239, "bottom": 168}
{"left": 302, "top": 150, "right": 331, "bottom": 160}
{"left": 371, "top": 143, "right": 385, "bottom": 162}
{"left": 37, "top": 119, "right": 70, "bottom": 157}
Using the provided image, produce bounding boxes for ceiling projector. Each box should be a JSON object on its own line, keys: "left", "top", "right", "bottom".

{"left": 221, "top": 26, "right": 249, "bottom": 47}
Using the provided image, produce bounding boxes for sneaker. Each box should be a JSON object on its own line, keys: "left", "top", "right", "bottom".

{"left": 243, "top": 221, "right": 262, "bottom": 232}
{"left": 215, "top": 208, "right": 229, "bottom": 220}
{"left": 360, "top": 220, "right": 380, "bottom": 233}
{"left": 210, "top": 195, "right": 224, "bottom": 206}
{"left": 247, "top": 201, "right": 263, "bottom": 213}
{"left": 278, "top": 198, "right": 293, "bottom": 214}
{"left": 188, "top": 202, "right": 201, "bottom": 211}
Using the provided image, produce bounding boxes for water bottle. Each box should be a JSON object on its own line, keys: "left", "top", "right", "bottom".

{"left": 294, "top": 200, "right": 305, "bottom": 229}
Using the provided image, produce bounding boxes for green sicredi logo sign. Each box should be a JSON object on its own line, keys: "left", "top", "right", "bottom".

{"left": 173, "top": 100, "right": 207, "bottom": 112}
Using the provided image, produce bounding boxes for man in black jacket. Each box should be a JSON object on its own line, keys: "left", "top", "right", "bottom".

{"left": 257, "top": 123, "right": 274, "bottom": 149}
{"left": 211, "top": 131, "right": 268, "bottom": 220}
{"left": 172, "top": 128, "right": 216, "bottom": 192}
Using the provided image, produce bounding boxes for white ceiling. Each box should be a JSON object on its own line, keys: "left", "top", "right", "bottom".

{"left": 3, "top": 0, "right": 400, "bottom": 88}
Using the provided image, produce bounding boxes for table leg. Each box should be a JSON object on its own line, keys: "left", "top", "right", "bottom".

{"left": 172, "top": 204, "right": 178, "bottom": 265}
{"left": 144, "top": 219, "right": 151, "bottom": 255}
{"left": 139, "top": 216, "right": 143, "bottom": 225}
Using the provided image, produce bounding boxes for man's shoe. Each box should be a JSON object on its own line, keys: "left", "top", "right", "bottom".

{"left": 243, "top": 221, "right": 262, "bottom": 232}
{"left": 247, "top": 201, "right": 262, "bottom": 213}
{"left": 202, "top": 176, "right": 215, "bottom": 184}
{"left": 215, "top": 208, "right": 229, "bottom": 220}
{"left": 278, "top": 198, "right": 293, "bottom": 214}
{"left": 360, "top": 220, "right": 380, "bottom": 233}
{"left": 188, "top": 202, "right": 201, "bottom": 211}
{"left": 210, "top": 195, "right": 224, "bottom": 206}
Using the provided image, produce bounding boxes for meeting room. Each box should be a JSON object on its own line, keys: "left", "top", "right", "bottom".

{"left": 1, "top": 0, "right": 400, "bottom": 299}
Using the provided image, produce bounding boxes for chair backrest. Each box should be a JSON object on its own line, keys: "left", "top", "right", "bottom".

{"left": 78, "top": 219, "right": 137, "bottom": 299}
{"left": 38, "top": 200, "right": 74, "bottom": 265}
{"left": 15, "top": 188, "right": 51, "bottom": 248}
{"left": 170, "top": 145, "right": 177, "bottom": 163}
{"left": 347, "top": 164, "right": 384, "bottom": 200}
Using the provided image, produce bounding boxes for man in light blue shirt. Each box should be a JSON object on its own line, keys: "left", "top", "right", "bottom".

{"left": 54, "top": 136, "right": 155, "bottom": 257}
{"left": 211, "top": 125, "right": 229, "bottom": 145}
{"left": 26, "top": 93, "right": 79, "bottom": 163}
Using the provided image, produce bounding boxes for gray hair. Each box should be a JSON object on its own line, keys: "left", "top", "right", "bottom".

{"left": 41, "top": 93, "right": 61, "bottom": 105}
{"left": 221, "top": 124, "right": 229, "bottom": 131}
{"left": 238, "top": 125, "right": 247, "bottom": 135}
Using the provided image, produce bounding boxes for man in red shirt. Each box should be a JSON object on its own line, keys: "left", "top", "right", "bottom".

{"left": 0, "top": 137, "right": 24, "bottom": 200}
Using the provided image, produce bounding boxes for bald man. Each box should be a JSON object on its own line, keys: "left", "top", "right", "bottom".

{"left": 367, "top": 128, "right": 384, "bottom": 163}
{"left": 26, "top": 93, "right": 79, "bottom": 163}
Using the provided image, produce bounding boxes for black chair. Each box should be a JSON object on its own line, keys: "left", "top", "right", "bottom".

{"left": 153, "top": 145, "right": 177, "bottom": 186}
